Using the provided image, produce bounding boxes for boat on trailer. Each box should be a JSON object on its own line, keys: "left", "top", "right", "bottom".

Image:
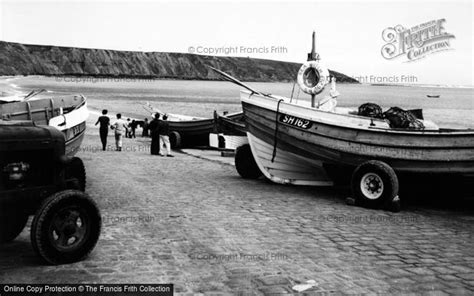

{"left": 211, "top": 32, "right": 474, "bottom": 210}
{"left": 0, "top": 91, "right": 88, "bottom": 156}
{"left": 241, "top": 90, "right": 474, "bottom": 177}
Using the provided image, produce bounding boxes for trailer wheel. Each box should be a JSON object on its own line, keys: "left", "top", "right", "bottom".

{"left": 0, "top": 212, "right": 28, "bottom": 243}
{"left": 66, "top": 157, "right": 86, "bottom": 191}
{"left": 351, "top": 160, "right": 399, "bottom": 208}
{"left": 235, "top": 144, "right": 262, "bottom": 179}
{"left": 30, "top": 190, "right": 101, "bottom": 265}
{"left": 169, "top": 131, "right": 182, "bottom": 149}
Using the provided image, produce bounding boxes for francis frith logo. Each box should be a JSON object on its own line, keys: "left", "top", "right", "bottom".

{"left": 381, "top": 19, "right": 455, "bottom": 62}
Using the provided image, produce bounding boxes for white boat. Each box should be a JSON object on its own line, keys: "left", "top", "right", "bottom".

{"left": 211, "top": 32, "right": 474, "bottom": 209}
{"left": 0, "top": 93, "right": 88, "bottom": 156}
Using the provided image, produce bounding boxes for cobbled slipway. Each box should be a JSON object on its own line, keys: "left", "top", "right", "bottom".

{"left": 1, "top": 114, "right": 474, "bottom": 295}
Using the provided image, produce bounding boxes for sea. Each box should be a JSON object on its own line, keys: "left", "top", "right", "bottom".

{"left": 1, "top": 76, "right": 473, "bottom": 129}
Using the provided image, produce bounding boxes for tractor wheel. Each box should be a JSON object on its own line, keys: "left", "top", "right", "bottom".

{"left": 169, "top": 131, "right": 182, "bottom": 149}
{"left": 351, "top": 160, "right": 399, "bottom": 209}
{"left": 235, "top": 144, "right": 262, "bottom": 179}
{"left": 0, "top": 212, "right": 28, "bottom": 243}
{"left": 66, "top": 157, "right": 86, "bottom": 191}
{"left": 30, "top": 190, "right": 101, "bottom": 265}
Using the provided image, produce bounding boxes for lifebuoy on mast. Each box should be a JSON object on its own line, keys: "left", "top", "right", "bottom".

{"left": 297, "top": 60, "right": 330, "bottom": 95}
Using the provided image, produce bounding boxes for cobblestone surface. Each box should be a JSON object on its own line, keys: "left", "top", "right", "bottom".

{"left": 1, "top": 115, "right": 474, "bottom": 295}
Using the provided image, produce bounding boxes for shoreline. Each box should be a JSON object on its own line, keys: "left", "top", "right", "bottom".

{"left": 1, "top": 74, "right": 359, "bottom": 84}
{"left": 4, "top": 75, "right": 474, "bottom": 88}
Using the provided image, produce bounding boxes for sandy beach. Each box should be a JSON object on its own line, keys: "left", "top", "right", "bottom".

{"left": 1, "top": 105, "right": 474, "bottom": 294}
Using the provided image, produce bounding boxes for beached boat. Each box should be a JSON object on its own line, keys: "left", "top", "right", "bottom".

{"left": 209, "top": 111, "right": 248, "bottom": 150}
{"left": 212, "top": 32, "right": 474, "bottom": 209}
{"left": 214, "top": 111, "right": 246, "bottom": 136}
{"left": 241, "top": 90, "right": 474, "bottom": 175}
{"left": 0, "top": 93, "right": 88, "bottom": 156}
{"left": 143, "top": 102, "right": 242, "bottom": 148}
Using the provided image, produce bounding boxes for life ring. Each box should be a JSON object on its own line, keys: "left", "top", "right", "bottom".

{"left": 297, "top": 60, "right": 330, "bottom": 95}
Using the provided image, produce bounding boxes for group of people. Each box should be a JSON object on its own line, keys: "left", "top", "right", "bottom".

{"left": 95, "top": 109, "right": 173, "bottom": 157}
{"left": 125, "top": 118, "right": 138, "bottom": 139}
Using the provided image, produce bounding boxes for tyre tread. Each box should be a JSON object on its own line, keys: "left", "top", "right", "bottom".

{"left": 30, "top": 190, "right": 101, "bottom": 265}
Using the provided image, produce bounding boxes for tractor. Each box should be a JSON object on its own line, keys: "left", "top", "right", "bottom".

{"left": 0, "top": 120, "right": 101, "bottom": 264}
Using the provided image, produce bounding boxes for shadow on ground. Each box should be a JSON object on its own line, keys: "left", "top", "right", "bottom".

{"left": 0, "top": 237, "right": 44, "bottom": 268}
{"left": 399, "top": 175, "right": 474, "bottom": 213}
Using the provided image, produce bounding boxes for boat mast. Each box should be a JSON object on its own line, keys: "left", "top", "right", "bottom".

{"left": 307, "top": 31, "right": 317, "bottom": 61}
{"left": 308, "top": 31, "right": 318, "bottom": 107}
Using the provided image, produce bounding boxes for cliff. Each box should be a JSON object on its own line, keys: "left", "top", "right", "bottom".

{"left": 0, "top": 41, "right": 358, "bottom": 83}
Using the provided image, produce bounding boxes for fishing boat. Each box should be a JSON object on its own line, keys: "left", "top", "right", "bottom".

{"left": 211, "top": 32, "right": 474, "bottom": 209}
{"left": 427, "top": 95, "right": 440, "bottom": 98}
{"left": 209, "top": 111, "right": 248, "bottom": 150}
{"left": 0, "top": 90, "right": 88, "bottom": 156}
{"left": 214, "top": 111, "right": 246, "bottom": 136}
{"left": 143, "top": 102, "right": 242, "bottom": 148}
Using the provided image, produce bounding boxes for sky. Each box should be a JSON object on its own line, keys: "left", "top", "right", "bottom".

{"left": 0, "top": 0, "right": 473, "bottom": 86}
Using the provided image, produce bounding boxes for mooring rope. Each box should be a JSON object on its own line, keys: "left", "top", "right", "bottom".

{"left": 271, "top": 99, "right": 284, "bottom": 163}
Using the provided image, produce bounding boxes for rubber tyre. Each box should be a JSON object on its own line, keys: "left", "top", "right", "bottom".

{"left": 0, "top": 212, "right": 28, "bottom": 243}
{"left": 351, "top": 160, "right": 399, "bottom": 208}
{"left": 235, "top": 144, "right": 263, "bottom": 179}
{"left": 66, "top": 157, "right": 86, "bottom": 191}
{"left": 169, "top": 131, "right": 182, "bottom": 149}
{"left": 30, "top": 190, "right": 101, "bottom": 265}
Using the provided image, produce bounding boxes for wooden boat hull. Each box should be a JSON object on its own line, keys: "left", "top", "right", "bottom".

{"left": 168, "top": 112, "right": 243, "bottom": 147}
{"left": 242, "top": 91, "right": 474, "bottom": 182}
{"left": 215, "top": 112, "right": 247, "bottom": 136}
{"left": 0, "top": 95, "right": 88, "bottom": 156}
{"left": 247, "top": 132, "right": 333, "bottom": 185}
{"left": 168, "top": 117, "right": 214, "bottom": 147}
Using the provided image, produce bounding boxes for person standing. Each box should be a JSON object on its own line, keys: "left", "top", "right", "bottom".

{"left": 125, "top": 118, "right": 131, "bottom": 138}
{"left": 158, "top": 114, "right": 173, "bottom": 157}
{"left": 130, "top": 120, "right": 137, "bottom": 138}
{"left": 142, "top": 118, "right": 149, "bottom": 137}
{"left": 111, "top": 113, "right": 127, "bottom": 151}
{"left": 148, "top": 113, "right": 161, "bottom": 155}
{"left": 95, "top": 109, "right": 110, "bottom": 151}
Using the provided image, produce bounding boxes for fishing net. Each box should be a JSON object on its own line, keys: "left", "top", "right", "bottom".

{"left": 383, "top": 107, "right": 424, "bottom": 129}
{"left": 358, "top": 103, "right": 383, "bottom": 118}
{"left": 357, "top": 103, "right": 425, "bottom": 129}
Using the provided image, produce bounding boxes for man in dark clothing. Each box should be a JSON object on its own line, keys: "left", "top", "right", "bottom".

{"left": 148, "top": 113, "right": 161, "bottom": 155}
{"left": 130, "top": 120, "right": 137, "bottom": 138}
{"left": 125, "top": 118, "right": 131, "bottom": 138}
{"left": 158, "top": 114, "right": 173, "bottom": 157}
{"left": 95, "top": 109, "right": 110, "bottom": 151}
{"left": 142, "top": 118, "right": 149, "bottom": 137}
